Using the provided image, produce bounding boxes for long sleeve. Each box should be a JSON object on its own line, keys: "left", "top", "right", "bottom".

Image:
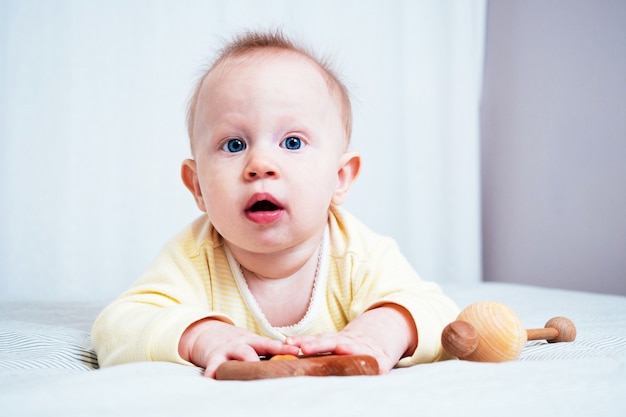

{"left": 91, "top": 218, "right": 233, "bottom": 367}
{"left": 328, "top": 206, "right": 459, "bottom": 366}
{"left": 357, "top": 238, "right": 459, "bottom": 366}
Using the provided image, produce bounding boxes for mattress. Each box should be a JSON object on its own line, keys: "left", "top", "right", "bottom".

{"left": 1, "top": 283, "right": 625, "bottom": 416}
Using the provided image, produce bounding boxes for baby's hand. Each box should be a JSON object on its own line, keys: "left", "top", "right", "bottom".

{"left": 285, "top": 304, "right": 417, "bottom": 374}
{"left": 285, "top": 330, "right": 394, "bottom": 374}
{"left": 179, "top": 319, "right": 300, "bottom": 378}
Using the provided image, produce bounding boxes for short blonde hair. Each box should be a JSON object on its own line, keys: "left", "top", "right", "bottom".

{"left": 186, "top": 30, "right": 352, "bottom": 149}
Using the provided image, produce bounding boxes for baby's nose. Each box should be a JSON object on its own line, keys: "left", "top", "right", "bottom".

{"left": 244, "top": 151, "right": 279, "bottom": 179}
{"left": 246, "top": 168, "right": 277, "bottom": 178}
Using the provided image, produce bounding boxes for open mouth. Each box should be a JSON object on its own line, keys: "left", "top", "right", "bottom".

{"left": 249, "top": 200, "right": 280, "bottom": 212}
{"left": 245, "top": 196, "right": 284, "bottom": 224}
{"left": 244, "top": 194, "right": 284, "bottom": 224}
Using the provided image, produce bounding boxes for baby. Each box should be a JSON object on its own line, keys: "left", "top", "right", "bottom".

{"left": 92, "top": 30, "right": 459, "bottom": 378}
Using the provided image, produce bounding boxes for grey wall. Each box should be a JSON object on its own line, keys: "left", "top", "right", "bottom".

{"left": 481, "top": 0, "right": 626, "bottom": 295}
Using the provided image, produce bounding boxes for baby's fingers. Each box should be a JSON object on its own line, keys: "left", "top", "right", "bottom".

{"left": 203, "top": 338, "right": 299, "bottom": 378}
{"left": 284, "top": 334, "right": 319, "bottom": 348}
{"left": 292, "top": 333, "right": 343, "bottom": 356}
{"left": 255, "top": 339, "right": 300, "bottom": 357}
{"left": 203, "top": 344, "right": 260, "bottom": 378}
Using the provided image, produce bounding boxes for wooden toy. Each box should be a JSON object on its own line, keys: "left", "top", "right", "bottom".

{"left": 215, "top": 354, "right": 379, "bottom": 380}
{"left": 441, "top": 301, "right": 576, "bottom": 362}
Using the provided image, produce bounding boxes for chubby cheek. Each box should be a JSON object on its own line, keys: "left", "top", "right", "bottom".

{"left": 198, "top": 171, "right": 238, "bottom": 218}
{"left": 294, "top": 166, "right": 338, "bottom": 212}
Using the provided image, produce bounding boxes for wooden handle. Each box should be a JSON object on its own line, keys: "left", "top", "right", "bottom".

{"left": 526, "top": 316, "right": 576, "bottom": 343}
{"left": 215, "top": 355, "right": 379, "bottom": 380}
{"left": 526, "top": 327, "right": 558, "bottom": 340}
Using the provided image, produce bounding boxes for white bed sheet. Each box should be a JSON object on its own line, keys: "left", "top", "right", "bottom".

{"left": 1, "top": 283, "right": 625, "bottom": 416}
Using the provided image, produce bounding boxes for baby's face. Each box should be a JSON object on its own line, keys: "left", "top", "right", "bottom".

{"left": 187, "top": 51, "right": 354, "bottom": 255}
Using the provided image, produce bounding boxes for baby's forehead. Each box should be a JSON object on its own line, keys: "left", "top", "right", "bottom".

{"left": 188, "top": 45, "right": 352, "bottom": 148}
{"left": 206, "top": 48, "right": 330, "bottom": 88}
{"left": 198, "top": 49, "right": 345, "bottom": 117}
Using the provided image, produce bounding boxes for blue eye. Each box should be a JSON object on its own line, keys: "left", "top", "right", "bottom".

{"left": 222, "top": 138, "right": 246, "bottom": 153}
{"left": 282, "top": 137, "right": 303, "bottom": 150}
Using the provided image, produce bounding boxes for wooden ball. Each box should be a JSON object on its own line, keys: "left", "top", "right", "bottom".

{"left": 441, "top": 320, "right": 478, "bottom": 359}
{"left": 456, "top": 301, "right": 527, "bottom": 362}
{"left": 545, "top": 316, "right": 577, "bottom": 342}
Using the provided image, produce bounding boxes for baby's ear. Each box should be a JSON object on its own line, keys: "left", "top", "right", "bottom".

{"left": 181, "top": 159, "right": 207, "bottom": 212}
{"left": 332, "top": 151, "right": 361, "bottom": 205}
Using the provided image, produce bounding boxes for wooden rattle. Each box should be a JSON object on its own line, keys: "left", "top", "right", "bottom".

{"left": 215, "top": 354, "right": 379, "bottom": 380}
{"left": 441, "top": 301, "right": 576, "bottom": 362}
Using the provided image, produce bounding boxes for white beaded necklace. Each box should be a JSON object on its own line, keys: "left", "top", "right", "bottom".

{"left": 224, "top": 228, "right": 329, "bottom": 341}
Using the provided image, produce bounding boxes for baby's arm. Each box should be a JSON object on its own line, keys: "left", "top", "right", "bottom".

{"left": 285, "top": 303, "right": 417, "bottom": 374}
{"left": 179, "top": 319, "right": 300, "bottom": 378}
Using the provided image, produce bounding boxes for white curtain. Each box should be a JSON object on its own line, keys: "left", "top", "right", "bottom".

{"left": 0, "top": 0, "right": 485, "bottom": 302}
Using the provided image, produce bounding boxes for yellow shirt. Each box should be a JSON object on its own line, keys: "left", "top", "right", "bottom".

{"left": 92, "top": 206, "right": 458, "bottom": 368}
